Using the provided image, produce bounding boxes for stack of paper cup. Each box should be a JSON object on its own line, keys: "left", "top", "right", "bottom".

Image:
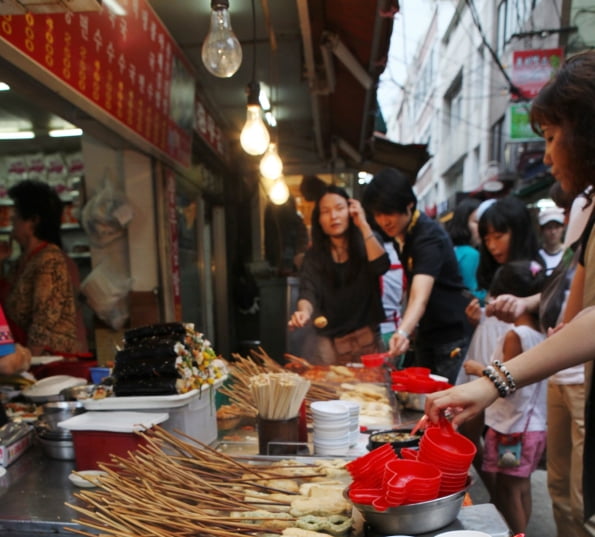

{"left": 310, "top": 401, "right": 351, "bottom": 456}
{"left": 339, "top": 400, "right": 360, "bottom": 446}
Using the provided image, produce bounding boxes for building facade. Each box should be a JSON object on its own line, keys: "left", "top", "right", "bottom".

{"left": 380, "top": 0, "right": 594, "bottom": 214}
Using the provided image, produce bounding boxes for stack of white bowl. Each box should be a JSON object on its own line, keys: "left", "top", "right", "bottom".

{"left": 311, "top": 400, "right": 355, "bottom": 455}
{"left": 339, "top": 400, "right": 361, "bottom": 446}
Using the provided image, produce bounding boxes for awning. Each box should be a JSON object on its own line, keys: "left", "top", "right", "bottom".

{"left": 360, "top": 136, "right": 431, "bottom": 182}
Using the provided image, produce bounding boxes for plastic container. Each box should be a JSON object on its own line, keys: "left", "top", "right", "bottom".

{"left": 83, "top": 386, "right": 219, "bottom": 445}
{"left": 89, "top": 367, "right": 111, "bottom": 385}
{"left": 70, "top": 430, "right": 146, "bottom": 470}
{"left": 59, "top": 411, "right": 169, "bottom": 470}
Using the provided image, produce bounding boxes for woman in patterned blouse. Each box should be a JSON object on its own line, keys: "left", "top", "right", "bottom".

{"left": 0, "top": 180, "right": 82, "bottom": 355}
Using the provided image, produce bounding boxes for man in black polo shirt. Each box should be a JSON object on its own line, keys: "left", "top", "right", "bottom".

{"left": 362, "top": 168, "right": 469, "bottom": 383}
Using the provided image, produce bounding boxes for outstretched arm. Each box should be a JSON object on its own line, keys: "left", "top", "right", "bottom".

{"left": 389, "top": 273, "right": 434, "bottom": 356}
{"left": 425, "top": 305, "right": 595, "bottom": 426}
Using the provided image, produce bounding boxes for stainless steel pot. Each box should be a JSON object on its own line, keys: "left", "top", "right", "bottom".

{"left": 35, "top": 401, "right": 86, "bottom": 440}
{"left": 346, "top": 478, "right": 470, "bottom": 535}
{"left": 37, "top": 434, "right": 75, "bottom": 461}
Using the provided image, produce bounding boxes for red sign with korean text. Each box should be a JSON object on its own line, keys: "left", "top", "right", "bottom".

{"left": 165, "top": 168, "right": 182, "bottom": 321}
{"left": 0, "top": 0, "right": 194, "bottom": 167}
{"left": 194, "top": 96, "right": 227, "bottom": 160}
{"left": 511, "top": 48, "right": 563, "bottom": 101}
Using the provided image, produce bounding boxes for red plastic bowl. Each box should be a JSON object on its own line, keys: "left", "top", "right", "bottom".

{"left": 422, "top": 427, "right": 477, "bottom": 459}
{"left": 361, "top": 353, "right": 389, "bottom": 367}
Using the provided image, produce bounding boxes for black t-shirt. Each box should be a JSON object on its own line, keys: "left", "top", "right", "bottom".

{"left": 298, "top": 247, "right": 389, "bottom": 338}
{"left": 397, "top": 212, "right": 467, "bottom": 343}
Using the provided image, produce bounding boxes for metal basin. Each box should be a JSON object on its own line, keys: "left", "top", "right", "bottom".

{"left": 35, "top": 401, "right": 86, "bottom": 440}
{"left": 37, "top": 434, "right": 75, "bottom": 461}
{"left": 345, "top": 478, "right": 470, "bottom": 535}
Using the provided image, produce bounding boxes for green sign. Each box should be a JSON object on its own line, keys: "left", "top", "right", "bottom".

{"left": 509, "top": 103, "right": 540, "bottom": 141}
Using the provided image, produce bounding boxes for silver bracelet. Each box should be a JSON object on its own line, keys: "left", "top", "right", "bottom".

{"left": 492, "top": 359, "right": 517, "bottom": 393}
{"left": 396, "top": 329, "right": 409, "bottom": 340}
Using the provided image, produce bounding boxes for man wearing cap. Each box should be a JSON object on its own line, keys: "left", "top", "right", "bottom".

{"left": 539, "top": 206, "right": 566, "bottom": 276}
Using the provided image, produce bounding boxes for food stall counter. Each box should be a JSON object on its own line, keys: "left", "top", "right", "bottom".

{"left": 0, "top": 439, "right": 510, "bottom": 537}
{"left": 0, "top": 445, "right": 83, "bottom": 535}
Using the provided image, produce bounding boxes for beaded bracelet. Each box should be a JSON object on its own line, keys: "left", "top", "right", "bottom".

{"left": 482, "top": 365, "right": 510, "bottom": 397}
{"left": 492, "top": 359, "right": 517, "bottom": 394}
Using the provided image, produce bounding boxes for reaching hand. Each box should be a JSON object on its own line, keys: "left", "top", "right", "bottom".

{"left": 389, "top": 330, "right": 410, "bottom": 356}
{"left": 463, "top": 359, "right": 483, "bottom": 377}
{"left": 485, "top": 294, "right": 526, "bottom": 323}
{"left": 0, "top": 344, "right": 32, "bottom": 375}
{"left": 288, "top": 310, "right": 311, "bottom": 330}
{"left": 465, "top": 298, "right": 482, "bottom": 326}
{"left": 425, "top": 377, "right": 499, "bottom": 427}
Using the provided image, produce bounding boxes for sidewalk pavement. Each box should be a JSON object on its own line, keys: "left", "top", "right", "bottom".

{"left": 469, "top": 468, "right": 556, "bottom": 537}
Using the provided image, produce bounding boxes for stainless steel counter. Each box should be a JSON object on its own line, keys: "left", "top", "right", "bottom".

{"left": 0, "top": 444, "right": 83, "bottom": 535}
{"left": 0, "top": 425, "right": 510, "bottom": 537}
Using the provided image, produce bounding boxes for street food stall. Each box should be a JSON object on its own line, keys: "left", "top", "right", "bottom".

{"left": 0, "top": 324, "right": 511, "bottom": 537}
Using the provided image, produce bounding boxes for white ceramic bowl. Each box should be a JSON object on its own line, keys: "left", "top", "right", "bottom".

{"left": 310, "top": 400, "right": 350, "bottom": 417}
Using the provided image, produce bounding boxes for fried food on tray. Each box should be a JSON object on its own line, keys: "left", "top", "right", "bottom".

{"left": 296, "top": 514, "right": 352, "bottom": 537}
{"left": 255, "top": 478, "right": 300, "bottom": 493}
{"left": 230, "top": 509, "right": 294, "bottom": 530}
{"left": 289, "top": 495, "right": 351, "bottom": 518}
{"left": 283, "top": 528, "right": 331, "bottom": 537}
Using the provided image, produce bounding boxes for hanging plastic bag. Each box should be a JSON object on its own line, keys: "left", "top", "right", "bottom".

{"left": 81, "top": 173, "right": 133, "bottom": 248}
{"left": 80, "top": 261, "right": 132, "bottom": 330}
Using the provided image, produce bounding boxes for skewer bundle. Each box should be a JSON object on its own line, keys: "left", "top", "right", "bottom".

{"left": 65, "top": 426, "right": 346, "bottom": 537}
{"left": 219, "top": 348, "right": 337, "bottom": 418}
{"left": 249, "top": 372, "right": 311, "bottom": 420}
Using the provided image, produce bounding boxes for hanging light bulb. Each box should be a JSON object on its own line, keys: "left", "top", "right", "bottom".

{"left": 201, "top": 0, "right": 242, "bottom": 78}
{"left": 259, "top": 143, "right": 283, "bottom": 180}
{"left": 240, "top": 82, "right": 270, "bottom": 155}
{"left": 268, "top": 178, "right": 290, "bottom": 205}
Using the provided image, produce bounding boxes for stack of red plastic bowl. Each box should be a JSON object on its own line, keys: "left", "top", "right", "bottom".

{"left": 383, "top": 459, "right": 441, "bottom": 505}
{"left": 417, "top": 424, "right": 476, "bottom": 496}
{"left": 346, "top": 443, "right": 395, "bottom": 483}
{"left": 347, "top": 443, "right": 397, "bottom": 507}
{"left": 347, "top": 445, "right": 444, "bottom": 511}
{"left": 391, "top": 367, "right": 452, "bottom": 394}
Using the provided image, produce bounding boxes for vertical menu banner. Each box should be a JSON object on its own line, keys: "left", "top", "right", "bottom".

{"left": 165, "top": 168, "right": 182, "bottom": 321}
{"left": 0, "top": 0, "right": 194, "bottom": 167}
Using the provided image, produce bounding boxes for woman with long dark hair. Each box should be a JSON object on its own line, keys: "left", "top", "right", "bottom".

{"left": 288, "top": 184, "right": 389, "bottom": 364}
{"left": 446, "top": 197, "right": 485, "bottom": 304}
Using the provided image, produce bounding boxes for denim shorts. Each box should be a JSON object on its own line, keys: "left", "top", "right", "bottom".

{"left": 482, "top": 426, "right": 546, "bottom": 478}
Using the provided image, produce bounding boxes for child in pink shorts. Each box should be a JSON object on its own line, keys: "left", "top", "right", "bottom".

{"left": 463, "top": 260, "right": 547, "bottom": 535}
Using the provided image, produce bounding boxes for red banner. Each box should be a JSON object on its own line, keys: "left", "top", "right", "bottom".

{"left": 194, "top": 96, "right": 227, "bottom": 160}
{"left": 511, "top": 48, "right": 563, "bottom": 101}
{"left": 0, "top": 0, "right": 194, "bottom": 167}
{"left": 165, "top": 169, "right": 182, "bottom": 321}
